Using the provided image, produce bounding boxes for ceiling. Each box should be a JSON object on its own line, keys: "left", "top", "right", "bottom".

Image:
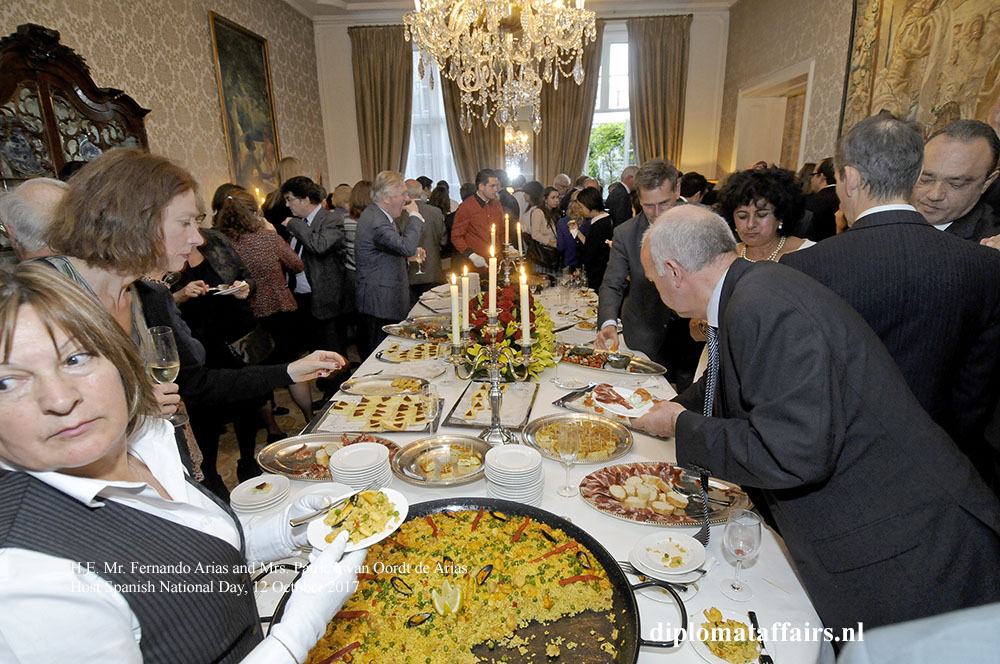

{"left": 284, "top": 0, "right": 738, "bottom": 24}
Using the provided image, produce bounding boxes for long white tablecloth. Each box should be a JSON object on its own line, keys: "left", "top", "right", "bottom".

{"left": 251, "top": 287, "right": 835, "bottom": 663}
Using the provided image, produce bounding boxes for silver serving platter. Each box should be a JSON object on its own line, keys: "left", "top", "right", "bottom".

{"left": 374, "top": 342, "right": 446, "bottom": 363}
{"left": 521, "top": 412, "right": 633, "bottom": 464}
{"left": 256, "top": 432, "right": 401, "bottom": 482}
{"left": 443, "top": 380, "right": 539, "bottom": 430}
{"left": 391, "top": 435, "right": 491, "bottom": 486}
{"left": 339, "top": 374, "right": 428, "bottom": 396}
{"left": 381, "top": 315, "right": 451, "bottom": 342}
{"left": 556, "top": 344, "right": 666, "bottom": 376}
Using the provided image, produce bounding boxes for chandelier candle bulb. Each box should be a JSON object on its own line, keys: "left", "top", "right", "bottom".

{"left": 516, "top": 221, "right": 524, "bottom": 256}
{"left": 462, "top": 266, "right": 470, "bottom": 331}
{"left": 489, "top": 245, "right": 497, "bottom": 316}
{"left": 450, "top": 273, "right": 460, "bottom": 347}
{"left": 520, "top": 267, "right": 531, "bottom": 347}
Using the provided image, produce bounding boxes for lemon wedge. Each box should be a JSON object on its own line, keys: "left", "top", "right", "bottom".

{"left": 431, "top": 579, "right": 462, "bottom": 616}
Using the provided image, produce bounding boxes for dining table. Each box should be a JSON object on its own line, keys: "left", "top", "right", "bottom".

{"left": 245, "top": 281, "right": 836, "bottom": 664}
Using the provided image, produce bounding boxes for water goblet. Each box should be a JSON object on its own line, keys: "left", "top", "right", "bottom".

{"left": 147, "top": 326, "right": 188, "bottom": 427}
{"left": 720, "top": 509, "right": 762, "bottom": 601}
{"left": 556, "top": 430, "right": 579, "bottom": 497}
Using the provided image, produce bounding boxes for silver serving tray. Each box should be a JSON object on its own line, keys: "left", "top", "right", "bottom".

{"left": 443, "top": 380, "right": 539, "bottom": 430}
{"left": 381, "top": 315, "right": 451, "bottom": 342}
{"left": 391, "top": 434, "right": 491, "bottom": 486}
{"left": 556, "top": 343, "right": 666, "bottom": 376}
{"left": 256, "top": 432, "right": 400, "bottom": 482}
{"left": 521, "top": 412, "right": 633, "bottom": 464}
{"left": 339, "top": 374, "right": 428, "bottom": 396}
{"left": 374, "top": 342, "right": 446, "bottom": 363}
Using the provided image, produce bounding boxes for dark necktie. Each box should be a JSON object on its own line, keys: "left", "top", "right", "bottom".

{"left": 704, "top": 325, "right": 719, "bottom": 417}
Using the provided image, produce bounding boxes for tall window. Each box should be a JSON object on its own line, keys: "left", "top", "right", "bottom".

{"left": 405, "top": 51, "right": 461, "bottom": 195}
{"left": 587, "top": 23, "right": 633, "bottom": 186}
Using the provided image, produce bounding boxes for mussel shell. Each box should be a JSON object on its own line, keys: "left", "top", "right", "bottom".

{"left": 489, "top": 511, "right": 509, "bottom": 521}
{"left": 540, "top": 529, "right": 558, "bottom": 544}
{"left": 390, "top": 576, "right": 413, "bottom": 595}
{"left": 476, "top": 564, "right": 493, "bottom": 585}
{"left": 407, "top": 612, "right": 432, "bottom": 627}
{"left": 440, "top": 510, "right": 458, "bottom": 519}
{"left": 576, "top": 551, "right": 592, "bottom": 569}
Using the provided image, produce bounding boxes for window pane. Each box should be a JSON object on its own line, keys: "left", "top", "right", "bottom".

{"left": 609, "top": 75, "right": 629, "bottom": 110}
{"left": 405, "top": 52, "right": 461, "bottom": 195}
{"left": 609, "top": 42, "right": 628, "bottom": 76}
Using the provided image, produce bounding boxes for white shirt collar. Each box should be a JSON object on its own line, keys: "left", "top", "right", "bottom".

{"left": 706, "top": 264, "right": 732, "bottom": 328}
{"left": 933, "top": 221, "right": 954, "bottom": 231}
{"left": 855, "top": 203, "right": 916, "bottom": 222}
{"left": 0, "top": 418, "right": 184, "bottom": 508}
{"left": 305, "top": 204, "right": 322, "bottom": 224}
{"left": 591, "top": 211, "right": 610, "bottom": 223}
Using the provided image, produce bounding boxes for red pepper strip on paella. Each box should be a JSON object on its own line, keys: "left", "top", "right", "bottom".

{"left": 531, "top": 540, "right": 579, "bottom": 562}
{"left": 471, "top": 507, "right": 484, "bottom": 531}
{"left": 511, "top": 517, "right": 531, "bottom": 542}
{"left": 317, "top": 640, "right": 361, "bottom": 664}
{"left": 334, "top": 610, "right": 369, "bottom": 619}
{"left": 558, "top": 574, "right": 603, "bottom": 585}
{"left": 425, "top": 515, "right": 438, "bottom": 537}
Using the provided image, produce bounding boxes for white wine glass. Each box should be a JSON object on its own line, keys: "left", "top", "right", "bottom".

{"left": 147, "top": 326, "right": 188, "bottom": 427}
{"left": 556, "top": 430, "right": 579, "bottom": 497}
{"left": 422, "top": 383, "right": 440, "bottom": 433}
{"left": 720, "top": 509, "right": 762, "bottom": 601}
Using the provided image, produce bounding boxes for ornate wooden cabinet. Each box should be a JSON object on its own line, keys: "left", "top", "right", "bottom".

{"left": 0, "top": 23, "right": 150, "bottom": 189}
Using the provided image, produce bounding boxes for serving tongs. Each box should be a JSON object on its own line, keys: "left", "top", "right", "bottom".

{"left": 672, "top": 481, "right": 732, "bottom": 507}
{"left": 288, "top": 481, "right": 379, "bottom": 527}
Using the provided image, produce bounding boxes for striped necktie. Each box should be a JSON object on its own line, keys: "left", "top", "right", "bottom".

{"left": 704, "top": 325, "right": 719, "bottom": 417}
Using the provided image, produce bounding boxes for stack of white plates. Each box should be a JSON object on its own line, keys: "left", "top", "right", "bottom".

{"left": 230, "top": 474, "right": 290, "bottom": 514}
{"left": 330, "top": 443, "right": 392, "bottom": 490}
{"left": 485, "top": 445, "right": 544, "bottom": 505}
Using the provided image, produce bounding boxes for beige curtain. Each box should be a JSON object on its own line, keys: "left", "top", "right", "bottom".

{"left": 627, "top": 15, "right": 692, "bottom": 165}
{"left": 441, "top": 77, "right": 504, "bottom": 183}
{"left": 533, "top": 20, "right": 605, "bottom": 187}
{"left": 349, "top": 25, "right": 412, "bottom": 178}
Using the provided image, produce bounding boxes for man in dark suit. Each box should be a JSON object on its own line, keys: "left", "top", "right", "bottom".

{"left": 782, "top": 115, "right": 1000, "bottom": 494}
{"left": 606, "top": 165, "right": 638, "bottom": 226}
{"left": 282, "top": 176, "right": 350, "bottom": 355}
{"left": 595, "top": 159, "right": 703, "bottom": 390}
{"left": 404, "top": 178, "right": 448, "bottom": 303}
{"left": 634, "top": 204, "right": 1000, "bottom": 635}
{"left": 355, "top": 170, "right": 425, "bottom": 357}
{"left": 911, "top": 119, "right": 1000, "bottom": 244}
{"left": 803, "top": 157, "right": 839, "bottom": 240}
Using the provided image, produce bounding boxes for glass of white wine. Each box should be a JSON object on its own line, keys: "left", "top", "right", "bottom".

{"left": 422, "top": 383, "right": 440, "bottom": 433}
{"left": 147, "top": 326, "right": 188, "bottom": 427}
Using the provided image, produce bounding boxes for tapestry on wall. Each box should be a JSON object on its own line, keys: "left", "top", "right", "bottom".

{"left": 841, "top": 0, "right": 1000, "bottom": 137}
{"left": 209, "top": 12, "right": 280, "bottom": 196}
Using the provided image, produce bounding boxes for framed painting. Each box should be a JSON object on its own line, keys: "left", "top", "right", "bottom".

{"left": 841, "top": 0, "right": 1000, "bottom": 137}
{"left": 209, "top": 12, "right": 280, "bottom": 196}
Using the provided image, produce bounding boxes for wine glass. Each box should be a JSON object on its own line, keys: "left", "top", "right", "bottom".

{"left": 414, "top": 247, "right": 426, "bottom": 275}
{"left": 720, "top": 509, "right": 762, "bottom": 601}
{"left": 556, "top": 428, "right": 579, "bottom": 497}
{"left": 422, "top": 384, "right": 440, "bottom": 433}
{"left": 147, "top": 326, "right": 188, "bottom": 427}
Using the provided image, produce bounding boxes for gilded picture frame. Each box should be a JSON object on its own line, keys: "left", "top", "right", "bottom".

{"left": 209, "top": 12, "right": 281, "bottom": 195}
{"left": 841, "top": 0, "right": 1000, "bottom": 137}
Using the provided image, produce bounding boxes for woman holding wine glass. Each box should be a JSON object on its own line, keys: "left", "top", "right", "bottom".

{"left": 42, "top": 148, "right": 347, "bottom": 479}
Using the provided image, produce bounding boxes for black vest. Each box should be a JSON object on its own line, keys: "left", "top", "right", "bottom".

{"left": 0, "top": 470, "right": 262, "bottom": 663}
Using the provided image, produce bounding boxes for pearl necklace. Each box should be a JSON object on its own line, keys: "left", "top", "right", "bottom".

{"left": 740, "top": 235, "right": 786, "bottom": 262}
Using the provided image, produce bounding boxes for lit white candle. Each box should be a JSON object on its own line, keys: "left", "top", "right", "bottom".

{"left": 520, "top": 267, "right": 531, "bottom": 348}
{"left": 461, "top": 265, "right": 470, "bottom": 331}
{"left": 450, "top": 273, "right": 460, "bottom": 346}
{"left": 505, "top": 213, "right": 510, "bottom": 246}
{"left": 491, "top": 223, "right": 496, "bottom": 249}
{"left": 516, "top": 221, "right": 524, "bottom": 256}
{"left": 488, "top": 245, "right": 497, "bottom": 317}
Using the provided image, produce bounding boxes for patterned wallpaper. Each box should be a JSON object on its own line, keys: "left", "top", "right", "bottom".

{"left": 718, "top": 0, "right": 854, "bottom": 174}
{"left": 0, "top": 0, "right": 326, "bottom": 201}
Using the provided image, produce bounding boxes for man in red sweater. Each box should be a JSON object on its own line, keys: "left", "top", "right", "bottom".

{"left": 451, "top": 169, "right": 504, "bottom": 271}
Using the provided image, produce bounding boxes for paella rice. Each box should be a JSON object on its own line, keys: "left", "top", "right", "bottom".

{"left": 306, "top": 509, "right": 617, "bottom": 663}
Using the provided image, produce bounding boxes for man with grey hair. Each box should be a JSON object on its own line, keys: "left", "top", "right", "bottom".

{"left": 634, "top": 203, "right": 1000, "bottom": 637}
{"left": 911, "top": 119, "right": 1000, "bottom": 244}
{"left": 781, "top": 115, "right": 1000, "bottom": 494}
{"left": 552, "top": 173, "right": 571, "bottom": 197}
{"left": 355, "top": 170, "right": 425, "bottom": 356}
{"left": 403, "top": 177, "right": 447, "bottom": 302}
{"left": 0, "top": 177, "right": 66, "bottom": 261}
{"left": 606, "top": 165, "right": 638, "bottom": 226}
{"left": 595, "top": 158, "right": 702, "bottom": 390}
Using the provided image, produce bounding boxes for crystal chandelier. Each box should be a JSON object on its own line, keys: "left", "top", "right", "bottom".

{"left": 505, "top": 128, "right": 531, "bottom": 168}
{"left": 404, "top": 0, "right": 596, "bottom": 133}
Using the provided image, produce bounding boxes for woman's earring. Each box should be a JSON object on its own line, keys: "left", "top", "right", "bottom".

{"left": 778, "top": 222, "right": 783, "bottom": 230}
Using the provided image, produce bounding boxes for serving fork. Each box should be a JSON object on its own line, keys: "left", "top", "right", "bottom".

{"left": 288, "top": 479, "right": 382, "bottom": 528}
{"left": 748, "top": 610, "right": 775, "bottom": 664}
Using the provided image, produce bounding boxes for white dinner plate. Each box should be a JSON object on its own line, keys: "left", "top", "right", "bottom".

{"left": 484, "top": 445, "right": 542, "bottom": 472}
{"left": 331, "top": 443, "right": 389, "bottom": 472}
{"left": 593, "top": 386, "right": 654, "bottom": 418}
{"left": 634, "top": 532, "right": 707, "bottom": 576}
{"left": 230, "top": 474, "right": 289, "bottom": 508}
{"left": 688, "top": 607, "right": 759, "bottom": 664}
{"left": 307, "top": 488, "right": 409, "bottom": 552}
{"left": 211, "top": 283, "right": 244, "bottom": 296}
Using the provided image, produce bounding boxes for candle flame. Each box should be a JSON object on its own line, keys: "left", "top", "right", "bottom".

{"left": 452, "top": 273, "right": 457, "bottom": 284}
{"left": 489, "top": 245, "right": 495, "bottom": 257}
{"left": 463, "top": 265, "right": 468, "bottom": 275}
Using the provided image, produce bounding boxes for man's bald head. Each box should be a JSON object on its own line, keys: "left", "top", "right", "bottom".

{"left": 405, "top": 179, "right": 424, "bottom": 200}
{"left": 0, "top": 178, "right": 66, "bottom": 259}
